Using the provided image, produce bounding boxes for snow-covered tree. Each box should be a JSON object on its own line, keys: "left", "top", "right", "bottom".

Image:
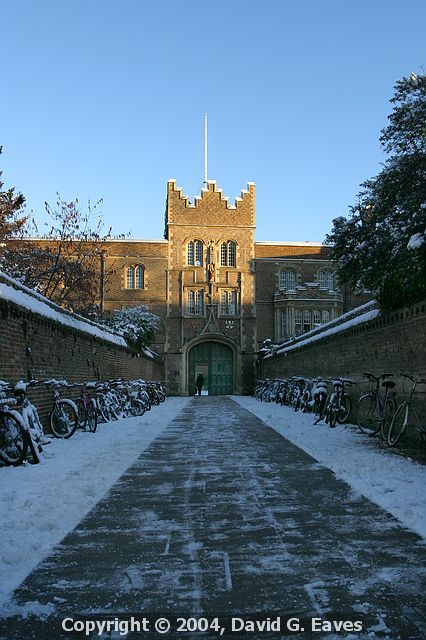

{"left": 0, "top": 147, "right": 28, "bottom": 242}
{"left": 104, "top": 306, "right": 161, "bottom": 351}
{"left": 326, "top": 73, "right": 426, "bottom": 310}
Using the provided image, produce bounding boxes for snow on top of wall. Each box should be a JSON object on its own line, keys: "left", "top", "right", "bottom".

{"left": 0, "top": 271, "right": 127, "bottom": 348}
{"left": 265, "top": 300, "right": 379, "bottom": 359}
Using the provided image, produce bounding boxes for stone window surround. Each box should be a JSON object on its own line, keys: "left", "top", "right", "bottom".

{"left": 278, "top": 267, "right": 298, "bottom": 291}
{"left": 219, "top": 289, "right": 238, "bottom": 317}
{"left": 187, "top": 239, "right": 204, "bottom": 267}
{"left": 185, "top": 289, "right": 205, "bottom": 316}
{"left": 123, "top": 263, "right": 146, "bottom": 290}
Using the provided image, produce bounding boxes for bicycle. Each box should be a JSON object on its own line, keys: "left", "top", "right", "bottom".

{"left": 74, "top": 382, "right": 98, "bottom": 433}
{"left": 312, "top": 378, "right": 329, "bottom": 424}
{"left": 324, "top": 378, "right": 353, "bottom": 428}
{"left": 388, "top": 374, "right": 426, "bottom": 446}
{"left": 13, "top": 380, "right": 51, "bottom": 463}
{"left": 0, "top": 382, "right": 28, "bottom": 466}
{"left": 356, "top": 373, "right": 396, "bottom": 438}
{"left": 46, "top": 380, "right": 79, "bottom": 439}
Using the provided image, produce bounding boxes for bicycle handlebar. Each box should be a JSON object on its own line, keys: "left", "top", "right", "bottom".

{"left": 363, "top": 372, "right": 393, "bottom": 382}
{"left": 400, "top": 373, "right": 426, "bottom": 384}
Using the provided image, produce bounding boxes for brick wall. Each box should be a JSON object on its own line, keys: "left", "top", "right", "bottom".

{"left": 261, "top": 301, "right": 426, "bottom": 424}
{"left": 0, "top": 293, "right": 164, "bottom": 429}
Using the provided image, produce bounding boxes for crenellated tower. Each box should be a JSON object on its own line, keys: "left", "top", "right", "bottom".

{"left": 164, "top": 179, "right": 257, "bottom": 395}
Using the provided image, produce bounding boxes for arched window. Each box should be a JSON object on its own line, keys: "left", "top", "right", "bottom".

{"left": 228, "top": 241, "right": 236, "bottom": 267}
{"left": 281, "top": 310, "right": 287, "bottom": 340}
{"left": 187, "top": 240, "right": 204, "bottom": 266}
{"left": 312, "top": 310, "right": 321, "bottom": 327}
{"left": 195, "top": 241, "right": 203, "bottom": 266}
{"left": 294, "top": 309, "right": 302, "bottom": 334}
{"left": 303, "top": 310, "right": 311, "bottom": 333}
{"left": 220, "top": 241, "right": 236, "bottom": 267}
{"left": 187, "top": 242, "right": 194, "bottom": 265}
{"left": 135, "top": 265, "right": 144, "bottom": 289}
{"left": 318, "top": 270, "right": 334, "bottom": 290}
{"left": 125, "top": 265, "right": 144, "bottom": 289}
{"left": 126, "top": 266, "right": 135, "bottom": 289}
{"left": 279, "top": 269, "right": 297, "bottom": 290}
{"left": 322, "top": 309, "right": 330, "bottom": 324}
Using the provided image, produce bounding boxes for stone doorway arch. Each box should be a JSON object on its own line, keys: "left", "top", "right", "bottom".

{"left": 188, "top": 341, "right": 234, "bottom": 396}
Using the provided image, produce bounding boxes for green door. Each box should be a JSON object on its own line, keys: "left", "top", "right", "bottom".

{"left": 188, "top": 342, "right": 233, "bottom": 396}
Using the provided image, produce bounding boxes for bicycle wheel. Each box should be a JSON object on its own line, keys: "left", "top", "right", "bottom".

{"left": 26, "top": 432, "right": 42, "bottom": 464}
{"left": 130, "top": 399, "right": 145, "bottom": 417}
{"left": 24, "top": 412, "right": 43, "bottom": 464}
{"left": 327, "top": 402, "right": 338, "bottom": 428}
{"left": 388, "top": 403, "right": 408, "bottom": 446}
{"left": 50, "top": 400, "right": 78, "bottom": 439}
{"left": 0, "top": 412, "right": 28, "bottom": 466}
{"left": 75, "top": 398, "right": 87, "bottom": 429}
{"left": 356, "top": 394, "right": 381, "bottom": 435}
{"left": 381, "top": 396, "right": 397, "bottom": 441}
{"left": 337, "top": 393, "right": 352, "bottom": 424}
{"left": 87, "top": 399, "right": 98, "bottom": 433}
{"left": 97, "top": 394, "right": 111, "bottom": 423}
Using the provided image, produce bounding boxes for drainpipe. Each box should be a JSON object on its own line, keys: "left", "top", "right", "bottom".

{"left": 99, "top": 250, "right": 107, "bottom": 319}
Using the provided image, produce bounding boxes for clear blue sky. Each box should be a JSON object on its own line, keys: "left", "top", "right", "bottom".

{"left": 1, "top": 0, "right": 425, "bottom": 242}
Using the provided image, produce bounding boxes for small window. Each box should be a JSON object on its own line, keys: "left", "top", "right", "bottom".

{"left": 313, "top": 310, "right": 321, "bottom": 327}
{"left": 135, "top": 265, "right": 144, "bottom": 289}
{"left": 195, "top": 290, "right": 204, "bottom": 315}
{"left": 228, "top": 241, "right": 236, "bottom": 267}
{"left": 279, "top": 269, "right": 297, "bottom": 290}
{"left": 220, "top": 243, "right": 227, "bottom": 266}
{"left": 126, "top": 266, "right": 135, "bottom": 289}
{"left": 281, "top": 310, "right": 287, "bottom": 340}
{"left": 303, "top": 310, "right": 311, "bottom": 333}
{"left": 187, "top": 242, "right": 195, "bottom": 266}
{"left": 195, "top": 241, "right": 203, "bottom": 266}
{"left": 294, "top": 309, "right": 302, "bottom": 334}
{"left": 125, "top": 264, "right": 144, "bottom": 289}
{"left": 187, "top": 290, "right": 195, "bottom": 314}
{"left": 228, "top": 290, "right": 237, "bottom": 315}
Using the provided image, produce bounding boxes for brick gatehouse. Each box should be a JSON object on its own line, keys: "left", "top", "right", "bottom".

{"left": 100, "top": 179, "right": 370, "bottom": 395}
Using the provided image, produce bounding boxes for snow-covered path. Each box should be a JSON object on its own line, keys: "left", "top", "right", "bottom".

{"left": 1, "top": 397, "right": 426, "bottom": 640}
{"left": 232, "top": 397, "right": 426, "bottom": 541}
{"left": 1, "top": 395, "right": 426, "bottom": 613}
{"left": 0, "top": 397, "right": 191, "bottom": 608}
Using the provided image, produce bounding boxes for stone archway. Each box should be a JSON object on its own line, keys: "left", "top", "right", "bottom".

{"left": 188, "top": 341, "right": 234, "bottom": 396}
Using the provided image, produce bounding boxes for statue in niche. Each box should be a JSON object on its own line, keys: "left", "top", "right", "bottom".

{"left": 207, "top": 241, "right": 216, "bottom": 282}
{"left": 208, "top": 261, "right": 215, "bottom": 282}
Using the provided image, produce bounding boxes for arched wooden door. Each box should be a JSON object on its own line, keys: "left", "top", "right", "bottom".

{"left": 188, "top": 342, "right": 233, "bottom": 396}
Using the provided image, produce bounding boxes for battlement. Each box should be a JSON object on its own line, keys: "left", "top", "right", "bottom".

{"left": 167, "top": 179, "right": 255, "bottom": 210}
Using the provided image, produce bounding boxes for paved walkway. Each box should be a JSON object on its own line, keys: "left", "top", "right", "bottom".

{"left": 1, "top": 398, "right": 426, "bottom": 639}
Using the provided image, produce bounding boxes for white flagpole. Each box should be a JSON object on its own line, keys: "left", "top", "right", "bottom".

{"left": 204, "top": 112, "right": 208, "bottom": 186}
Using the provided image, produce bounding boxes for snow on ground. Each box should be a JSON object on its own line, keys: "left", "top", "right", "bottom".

{"left": 233, "top": 396, "right": 426, "bottom": 541}
{"left": 0, "top": 397, "right": 190, "bottom": 609}
{"left": 2, "top": 393, "right": 426, "bottom": 615}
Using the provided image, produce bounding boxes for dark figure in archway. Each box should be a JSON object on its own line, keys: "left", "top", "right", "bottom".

{"left": 195, "top": 373, "right": 204, "bottom": 396}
